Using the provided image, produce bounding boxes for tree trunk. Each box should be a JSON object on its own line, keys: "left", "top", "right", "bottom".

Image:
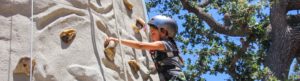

{"left": 264, "top": 0, "right": 297, "bottom": 80}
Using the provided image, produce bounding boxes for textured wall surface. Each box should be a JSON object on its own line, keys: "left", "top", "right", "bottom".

{"left": 0, "top": 0, "right": 159, "bottom": 81}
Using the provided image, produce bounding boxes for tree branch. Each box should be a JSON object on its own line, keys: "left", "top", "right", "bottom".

{"left": 287, "top": 1, "right": 300, "bottom": 11}
{"left": 180, "top": 0, "right": 250, "bottom": 37}
{"left": 228, "top": 38, "right": 250, "bottom": 79}
{"left": 265, "top": 0, "right": 291, "bottom": 79}
{"left": 198, "top": 0, "right": 211, "bottom": 7}
{"left": 287, "top": 14, "right": 300, "bottom": 26}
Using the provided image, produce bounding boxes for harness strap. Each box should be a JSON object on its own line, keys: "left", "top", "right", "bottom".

{"left": 166, "top": 51, "right": 179, "bottom": 57}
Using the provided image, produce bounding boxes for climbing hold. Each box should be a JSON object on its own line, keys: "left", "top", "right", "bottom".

{"left": 104, "top": 40, "right": 117, "bottom": 61}
{"left": 136, "top": 17, "right": 146, "bottom": 28}
{"left": 148, "top": 64, "right": 157, "bottom": 74}
{"left": 13, "top": 57, "right": 36, "bottom": 76}
{"left": 67, "top": 64, "right": 101, "bottom": 81}
{"left": 104, "top": 48, "right": 116, "bottom": 61}
{"left": 132, "top": 24, "right": 140, "bottom": 33}
{"left": 128, "top": 60, "right": 140, "bottom": 73}
{"left": 123, "top": 0, "right": 133, "bottom": 11}
{"left": 132, "top": 17, "right": 146, "bottom": 33}
{"left": 60, "top": 28, "right": 76, "bottom": 44}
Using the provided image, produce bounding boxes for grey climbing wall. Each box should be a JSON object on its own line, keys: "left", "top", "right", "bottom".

{"left": 0, "top": 0, "right": 159, "bottom": 81}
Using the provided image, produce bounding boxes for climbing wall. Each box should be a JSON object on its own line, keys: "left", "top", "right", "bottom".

{"left": 0, "top": 0, "right": 160, "bottom": 81}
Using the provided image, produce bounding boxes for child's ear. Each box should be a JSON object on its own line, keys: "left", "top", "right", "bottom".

{"left": 160, "top": 28, "right": 168, "bottom": 35}
{"left": 164, "top": 30, "right": 168, "bottom": 36}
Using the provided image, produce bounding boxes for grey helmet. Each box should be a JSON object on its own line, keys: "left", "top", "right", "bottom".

{"left": 148, "top": 15, "right": 178, "bottom": 38}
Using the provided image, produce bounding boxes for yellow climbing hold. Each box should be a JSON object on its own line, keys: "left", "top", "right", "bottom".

{"left": 132, "top": 24, "right": 140, "bottom": 33}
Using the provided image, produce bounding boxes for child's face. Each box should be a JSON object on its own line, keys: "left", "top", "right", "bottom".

{"left": 150, "top": 26, "right": 160, "bottom": 41}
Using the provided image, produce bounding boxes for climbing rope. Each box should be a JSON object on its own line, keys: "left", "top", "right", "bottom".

{"left": 30, "top": 0, "right": 34, "bottom": 80}
{"left": 142, "top": 0, "right": 150, "bottom": 35}
{"left": 87, "top": 0, "right": 107, "bottom": 81}
{"left": 112, "top": 0, "right": 128, "bottom": 81}
{"left": 15, "top": 1, "right": 136, "bottom": 81}
{"left": 141, "top": 0, "right": 151, "bottom": 70}
{"left": 7, "top": 0, "right": 14, "bottom": 81}
{"left": 119, "top": 7, "right": 129, "bottom": 81}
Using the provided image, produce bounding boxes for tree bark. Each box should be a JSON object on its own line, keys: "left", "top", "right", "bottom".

{"left": 264, "top": 0, "right": 296, "bottom": 80}
{"left": 287, "top": 0, "right": 300, "bottom": 11}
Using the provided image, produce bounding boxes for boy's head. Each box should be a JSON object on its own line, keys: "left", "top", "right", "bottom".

{"left": 148, "top": 15, "right": 178, "bottom": 41}
{"left": 149, "top": 25, "right": 163, "bottom": 41}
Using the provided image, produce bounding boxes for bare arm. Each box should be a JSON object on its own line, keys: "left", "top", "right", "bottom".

{"left": 106, "top": 37, "right": 165, "bottom": 51}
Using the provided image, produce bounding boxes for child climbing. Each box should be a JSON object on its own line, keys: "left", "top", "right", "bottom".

{"left": 106, "top": 15, "right": 186, "bottom": 81}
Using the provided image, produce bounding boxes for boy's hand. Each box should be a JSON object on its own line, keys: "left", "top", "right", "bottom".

{"left": 104, "top": 37, "right": 118, "bottom": 48}
{"left": 106, "top": 37, "right": 118, "bottom": 42}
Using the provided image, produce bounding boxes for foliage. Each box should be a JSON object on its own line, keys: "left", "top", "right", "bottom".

{"left": 144, "top": 0, "right": 289, "bottom": 80}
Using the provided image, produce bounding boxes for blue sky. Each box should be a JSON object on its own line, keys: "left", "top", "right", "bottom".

{"left": 145, "top": 4, "right": 232, "bottom": 81}
{"left": 144, "top": 0, "right": 300, "bottom": 80}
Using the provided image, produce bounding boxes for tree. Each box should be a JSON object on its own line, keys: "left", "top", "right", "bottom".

{"left": 146, "top": 0, "right": 300, "bottom": 80}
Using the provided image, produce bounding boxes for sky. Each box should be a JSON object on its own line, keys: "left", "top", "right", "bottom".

{"left": 144, "top": 0, "right": 300, "bottom": 81}
{"left": 144, "top": 2, "right": 231, "bottom": 80}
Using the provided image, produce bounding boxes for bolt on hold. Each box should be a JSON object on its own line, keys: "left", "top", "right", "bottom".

{"left": 60, "top": 28, "right": 76, "bottom": 44}
{"left": 13, "top": 57, "right": 36, "bottom": 76}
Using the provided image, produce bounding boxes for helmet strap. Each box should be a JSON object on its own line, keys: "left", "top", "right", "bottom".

{"left": 159, "top": 28, "right": 169, "bottom": 39}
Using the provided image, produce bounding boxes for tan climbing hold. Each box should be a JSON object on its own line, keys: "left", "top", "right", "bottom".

{"left": 104, "top": 48, "right": 116, "bottom": 61}
{"left": 13, "top": 57, "right": 36, "bottom": 76}
{"left": 60, "top": 28, "right": 76, "bottom": 44}
{"left": 128, "top": 60, "right": 140, "bottom": 73}
{"left": 136, "top": 17, "right": 146, "bottom": 27}
{"left": 123, "top": 0, "right": 133, "bottom": 11}
{"left": 132, "top": 17, "right": 146, "bottom": 33}
{"left": 104, "top": 40, "right": 117, "bottom": 61}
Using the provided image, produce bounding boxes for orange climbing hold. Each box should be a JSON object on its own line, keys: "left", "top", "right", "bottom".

{"left": 60, "top": 28, "right": 76, "bottom": 44}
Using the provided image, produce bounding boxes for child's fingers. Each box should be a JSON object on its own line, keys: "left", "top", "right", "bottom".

{"left": 104, "top": 37, "right": 110, "bottom": 47}
{"left": 106, "top": 37, "right": 116, "bottom": 41}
